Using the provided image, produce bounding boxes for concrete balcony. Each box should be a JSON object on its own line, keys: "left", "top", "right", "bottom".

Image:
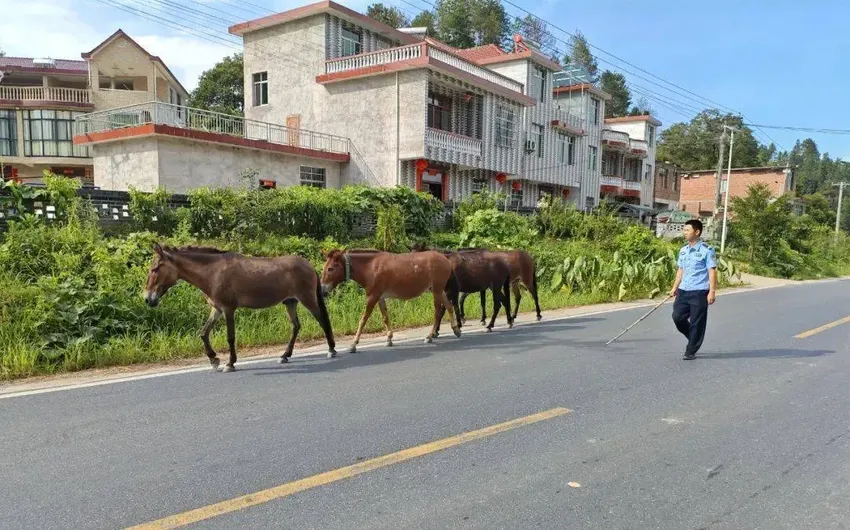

{"left": 0, "top": 86, "right": 93, "bottom": 108}
{"left": 424, "top": 127, "right": 482, "bottom": 168}
{"left": 628, "top": 139, "right": 648, "bottom": 157}
{"left": 624, "top": 179, "right": 642, "bottom": 191}
{"left": 601, "top": 129, "right": 630, "bottom": 151}
{"left": 601, "top": 175, "right": 623, "bottom": 188}
{"left": 318, "top": 42, "right": 533, "bottom": 105}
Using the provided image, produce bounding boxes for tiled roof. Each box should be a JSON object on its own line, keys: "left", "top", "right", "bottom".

{"left": 455, "top": 44, "right": 505, "bottom": 62}
{"left": 0, "top": 57, "right": 88, "bottom": 73}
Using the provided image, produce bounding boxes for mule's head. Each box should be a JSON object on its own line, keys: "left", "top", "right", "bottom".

{"left": 142, "top": 243, "right": 180, "bottom": 307}
{"left": 320, "top": 249, "right": 347, "bottom": 295}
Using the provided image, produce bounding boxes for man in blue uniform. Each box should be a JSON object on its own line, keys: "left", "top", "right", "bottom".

{"left": 669, "top": 219, "right": 717, "bottom": 360}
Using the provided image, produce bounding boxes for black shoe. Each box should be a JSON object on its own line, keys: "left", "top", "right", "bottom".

{"left": 682, "top": 353, "right": 696, "bottom": 360}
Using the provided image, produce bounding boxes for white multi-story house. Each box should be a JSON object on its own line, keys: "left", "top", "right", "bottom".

{"left": 599, "top": 115, "right": 661, "bottom": 207}
{"left": 0, "top": 30, "right": 188, "bottom": 184}
{"left": 228, "top": 0, "right": 611, "bottom": 208}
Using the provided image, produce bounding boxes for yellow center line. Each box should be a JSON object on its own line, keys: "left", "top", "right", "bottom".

{"left": 795, "top": 316, "right": 850, "bottom": 339}
{"left": 126, "top": 406, "right": 572, "bottom": 530}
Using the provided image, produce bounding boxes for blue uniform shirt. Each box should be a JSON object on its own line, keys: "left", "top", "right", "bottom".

{"left": 677, "top": 240, "right": 717, "bottom": 291}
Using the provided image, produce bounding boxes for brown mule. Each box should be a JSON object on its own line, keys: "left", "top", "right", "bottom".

{"left": 320, "top": 249, "right": 461, "bottom": 352}
{"left": 143, "top": 243, "right": 336, "bottom": 372}
{"left": 458, "top": 248, "right": 542, "bottom": 323}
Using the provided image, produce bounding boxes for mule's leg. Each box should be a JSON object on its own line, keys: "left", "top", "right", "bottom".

{"left": 219, "top": 308, "right": 237, "bottom": 372}
{"left": 503, "top": 277, "right": 514, "bottom": 328}
{"left": 200, "top": 307, "right": 222, "bottom": 371}
{"left": 511, "top": 281, "right": 522, "bottom": 321}
{"left": 440, "top": 291, "right": 462, "bottom": 339}
{"left": 529, "top": 276, "right": 542, "bottom": 321}
{"left": 479, "top": 290, "right": 487, "bottom": 325}
{"left": 458, "top": 292, "right": 469, "bottom": 324}
{"left": 279, "top": 300, "right": 300, "bottom": 364}
{"left": 377, "top": 300, "right": 394, "bottom": 347}
{"left": 350, "top": 295, "right": 378, "bottom": 353}
{"left": 486, "top": 283, "right": 502, "bottom": 331}
{"left": 301, "top": 294, "right": 337, "bottom": 359}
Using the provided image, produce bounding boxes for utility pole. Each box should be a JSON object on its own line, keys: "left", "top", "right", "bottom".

{"left": 713, "top": 128, "right": 728, "bottom": 214}
{"left": 835, "top": 181, "right": 847, "bottom": 243}
{"left": 720, "top": 125, "right": 738, "bottom": 254}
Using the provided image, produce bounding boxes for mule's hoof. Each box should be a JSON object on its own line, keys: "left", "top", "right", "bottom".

{"left": 278, "top": 356, "right": 289, "bottom": 364}
{"left": 327, "top": 350, "right": 337, "bottom": 359}
{"left": 219, "top": 364, "right": 236, "bottom": 373}
{"left": 480, "top": 320, "right": 486, "bottom": 326}
{"left": 348, "top": 345, "right": 357, "bottom": 354}
{"left": 386, "top": 340, "right": 393, "bottom": 347}
{"left": 453, "top": 328, "right": 462, "bottom": 338}
{"left": 508, "top": 322, "right": 514, "bottom": 329}
{"left": 486, "top": 327, "right": 493, "bottom": 333}
{"left": 536, "top": 314, "right": 542, "bottom": 321}
{"left": 210, "top": 358, "right": 220, "bottom": 371}
{"left": 424, "top": 336, "right": 433, "bottom": 344}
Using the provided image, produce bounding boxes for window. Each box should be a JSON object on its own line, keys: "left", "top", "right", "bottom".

{"left": 648, "top": 126, "right": 655, "bottom": 147}
{"left": 341, "top": 25, "right": 362, "bottom": 57}
{"left": 557, "top": 134, "right": 566, "bottom": 164}
{"left": 530, "top": 65, "right": 546, "bottom": 102}
{"left": 0, "top": 110, "right": 16, "bottom": 157}
{"left": 532, "top": 123, "right": 544, "bottom": 157}
{"left": 252, "top": 72, "right": 268, "bottom": 106}
{"left": 495, "top": 103, "right": 515, "bottom": 148}
{"left": 23, "top": 110, "right": 90, "bottom": 158}
{"left": 427, "top": 93, "right": 452, "bottom": 132}
{"left": 645, "top": 164, "right": 652, "bottom": 182}
{"left": 510, "top": 187, "right": 523, "bottom": 207}
{"left": 591, "top": 98, "right": 600, "bottom": 125}
{"left": 720, "top": 179, "right": 727, "bottom": 193}
{"left": 300, "top": 166, "right": 326, "bottom": 188}
{"left": 588, "top": 145, "right": 598, "bottom": 171}
{"left": 472, "top": 179, "right": 486, "bottom": 194}
{"left": 567, "top": 136, "right": 575, "bottom": 165}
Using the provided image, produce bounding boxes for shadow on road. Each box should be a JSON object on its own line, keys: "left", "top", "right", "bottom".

{"left": 697, "top": 348, "right": 833, "bottom": 360}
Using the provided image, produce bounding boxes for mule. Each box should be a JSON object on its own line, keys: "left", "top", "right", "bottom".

{"left": 413, "top": 246, "right": 513, "bottom": 333}
{"left": 320, "top": 249, "right": 461, "bottom": 352}
{"left": 457, "top": 248, "right": 542, "bottom": 324}
{"left": 143, "top": 243, "right": 336, "bottom": 372}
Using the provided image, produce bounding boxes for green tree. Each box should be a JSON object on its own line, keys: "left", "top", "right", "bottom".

{"left": 189, "top": 53, "right": 244, "bottom": 116}
{"left": 730, "top": 182, "right": 793, "bottom": 262}
{"left": 0, "top": 47, "right": 5, "bottom": 58}
{"left": 628, "top": 95, "right": 654, "bottom": 116}
{"left": 599, "top": 71, "right": 631, "bottom": 118}
{"left": 656, "top": 109, "right": 762, "bottom": 171}
{"left": 411, "top": 11, "right": 437, "bottom": 36}
{"left": 435, "top": 0, "right": 509, "bottom": 49}
{"left": 801, "top": 193, "right": 834, "bottom": 226}
{"left": 511, "top": 15, "right": 555, "bottom": 51}
{"left": 563, "top": 30, "right": 598, "bottom": 81}
{"left": 366, "top": 3, "right": 410, "bottom": 28}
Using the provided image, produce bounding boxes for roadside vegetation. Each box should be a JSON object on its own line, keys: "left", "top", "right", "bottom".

{"left": 5, "top": 173, "right": 849, "bottom": 381}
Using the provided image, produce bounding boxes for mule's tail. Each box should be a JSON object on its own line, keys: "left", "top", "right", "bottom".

{"left": 315, "top": 272, "right": 336, "bottom": 351}
{"left": 526, "top": 254, "right": 542, "bottom": 321}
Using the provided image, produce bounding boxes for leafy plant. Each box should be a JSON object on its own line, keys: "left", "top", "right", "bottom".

{"left": 375, "top": 204, "right": 409, "bottom": 252}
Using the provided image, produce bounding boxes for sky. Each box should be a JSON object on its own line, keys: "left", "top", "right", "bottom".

{"left": 1, "top": 0, "right": 848, "bottom": 160}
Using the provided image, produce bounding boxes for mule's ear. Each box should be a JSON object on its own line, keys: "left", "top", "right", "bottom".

{"left": 321, "top": 249, "right": 328, "bottom": 259}
{"left": 153, "top": 242, "right": 163, "bottom": 255}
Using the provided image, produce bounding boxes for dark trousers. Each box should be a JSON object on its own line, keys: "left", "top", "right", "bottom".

{"left": 672, "top": 289, "right": 709, "bottom": 356}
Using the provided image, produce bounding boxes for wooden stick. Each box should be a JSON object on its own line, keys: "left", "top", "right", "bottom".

{"left": 606, "top": 294, "right": 673, "bottom": 346}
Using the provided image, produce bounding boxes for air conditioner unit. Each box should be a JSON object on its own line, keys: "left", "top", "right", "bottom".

{"left": 525, "top": 139, "right": 536, "bottom": 153}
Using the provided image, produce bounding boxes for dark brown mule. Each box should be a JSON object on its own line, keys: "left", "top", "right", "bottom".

{"left": 143, "top": 243, "right": 336, "bottom": 372}
{"left": 457, "top": 248, "right": 542, "bottom": 323}
{"left": 413, "top": 247, "right": 513, "bottom": 333}
{"left": 320, "top": 249, "right": 461, "bottom": 352}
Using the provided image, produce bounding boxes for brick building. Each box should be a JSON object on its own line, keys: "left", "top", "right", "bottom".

{"left": 678, "top": 165, "right": 794, "bottom": 216}
{"left": 653, "top": 161, "right": 681, "bottom": 211}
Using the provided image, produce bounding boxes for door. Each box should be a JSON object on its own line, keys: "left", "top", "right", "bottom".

{"left": 286, "top": 115, "right": 300, "bottom": 147}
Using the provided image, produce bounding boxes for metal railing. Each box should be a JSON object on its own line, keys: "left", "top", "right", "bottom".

{"left": 601, "top": 175, "right": 623, "bottom": 187}
{"left": 629, "top": 139, "right": 648, "bottom": 152}
{"left": 324, "top": 42, "right": 525, "bottom": 95}
{"left": 73, "top": 101, "right": 350, "bottom": 154}
{"left": 0, "top": 86, "right": 92, "bottom": 104}
{"left": 624, "top": 180, "right": 642, "bottom": 191}
{"left": 425, "top": 128, "right": 482, "bottom": 158}
{"left": 602, "top": 129, "right": 629, "bottom": 145}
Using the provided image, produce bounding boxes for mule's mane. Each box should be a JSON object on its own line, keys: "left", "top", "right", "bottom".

{"left": 166, "top": 245, "right": 231, "bottom": 255}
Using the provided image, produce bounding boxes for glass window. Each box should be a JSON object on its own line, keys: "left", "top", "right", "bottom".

{"left": 341, "top": 26, "right": 362, "bottom": 57}
{"left": 23, "top": 110, "right": 90, "bottom": 158}
{"left": 532, "top": 123, "right": 544, "bottom": 158}
{"left": 588, "top": 145, "right": 598, "bottom": 171}
{"left": 252, "top": 72, "right": 268, "bottom": 106}
{"left": 0, "top": 110, "right": 17, "bottom": 157}
{"left": 495, "top": 103, "right": 515, "bottom": 148}
{"left": 300, "top": 166, "right": 326, "bottom": 188}
{"left": 427, "top": 93, "right": 452, "bottom": 132}
{"left": 530, "top": 65, "right": 546, "bottom": 102}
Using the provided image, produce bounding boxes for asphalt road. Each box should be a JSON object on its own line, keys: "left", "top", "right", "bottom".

{"left": 2, "top": 279, "right": 850, "bottom": 529}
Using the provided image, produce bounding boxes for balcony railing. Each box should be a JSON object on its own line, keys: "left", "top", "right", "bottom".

{"left": 0, "top": 86, "right": 92, "bottom": 104}
{"left": 324, "top": 42, "right": 525, "bottom": 95}
{"left": 74, "top": 101, "right": 350, "bottom": 154}
{"left": 624, "top": 180, "right": 642, "bottom": 191}
{"left": 425, "top": 128, "right": 482, "bottom": 158}
{"left": 630, "top": 139, "right": 648, "bottom": 152}
{"left": 602, "top": 129, "right": 630, "bottom": 145}
{"left": 601, "top": 175, "right": 623, "bottom": 187}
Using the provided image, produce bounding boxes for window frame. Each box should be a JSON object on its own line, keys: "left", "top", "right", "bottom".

{"left": 300, "top": 166, "right": 327, "bottom": 188}
{"left": 252, "top": 72, "right": 269, "bottom": 107}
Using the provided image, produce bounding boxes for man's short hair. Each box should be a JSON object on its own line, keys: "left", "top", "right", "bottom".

{"left": 685, "top": 219, "right": 703, "bottom": 234}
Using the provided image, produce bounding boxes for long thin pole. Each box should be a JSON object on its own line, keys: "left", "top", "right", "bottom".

{"left": 720, "top": 128, "right": 735, "bottom": 253}
{"left": 835, "top": 181, "right": 845, "bottom": 243}
{"left": 713, "top": 128, "right": 727, "bottom": 214}
{"left": 606, "top": 294, "right": 673, "bottom": 345}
